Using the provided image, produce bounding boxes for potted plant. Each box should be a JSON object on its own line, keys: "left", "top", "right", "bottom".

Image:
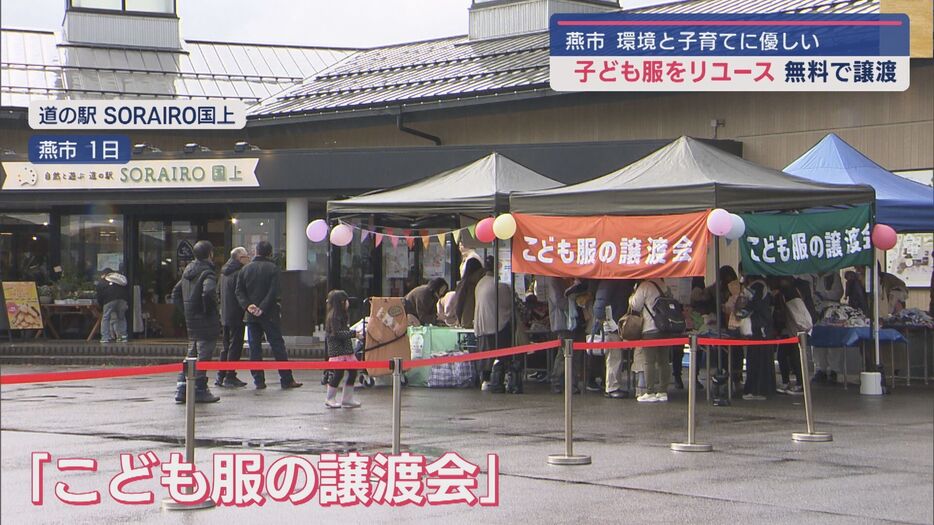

{"left": 37, "top": 285, "right": 54, "bottom": 305}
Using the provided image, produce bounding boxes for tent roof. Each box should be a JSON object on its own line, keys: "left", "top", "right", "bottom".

{"left": 784, "top": 133, "right": 934, "bottom": 232}
{"left": 328, "top": 152, "right": 562, "bottom": 216}
{"left": 509, "top": 136, "right": 875, "bottom": 216}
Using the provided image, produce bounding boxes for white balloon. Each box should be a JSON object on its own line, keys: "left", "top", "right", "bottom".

{"left": 329, "top": 224, "right": 353, "bottom": 246}
{"left": 725, "top": 213, "right": 746, "bottom": 240}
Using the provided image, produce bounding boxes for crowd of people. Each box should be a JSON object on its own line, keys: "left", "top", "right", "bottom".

{"left": 167, "top": 238, "right": 915, "bottom": 408}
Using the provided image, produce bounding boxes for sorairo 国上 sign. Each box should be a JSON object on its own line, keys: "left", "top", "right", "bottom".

{"left": 0, "top": 159, "right": 259, "bottom": 191}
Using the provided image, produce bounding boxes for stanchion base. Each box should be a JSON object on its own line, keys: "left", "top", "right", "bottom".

{"left": 670, "top": 442, "right": 713, "bottom": 452}
{"left": 547, "top": 454, "right": 592, "bottom": 465}
{"left": 162, "top": 498, "right": 216, "bottom": 511}
{"left": 792, "top": 432, "right": 833, "bottom": 443}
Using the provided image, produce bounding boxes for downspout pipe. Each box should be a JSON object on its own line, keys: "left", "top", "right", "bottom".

{"left": 397, "top": 112, "right": 441, "bottom": 146}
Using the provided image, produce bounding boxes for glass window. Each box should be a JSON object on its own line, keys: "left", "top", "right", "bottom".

{"left": 125, "top": 0, "right": 174, "bottom": 13}
{"left": 340, "top": 237, "right": 377, "bottom": 323}
{"left": 0, "top": 213, "right": 51, "bottom": 284}
{"left": 71, "top": 0, "right": 122, "bottom": 9}
{"left": 232, "top": 212, "right": 285, "bottom": 263}
{"left": 60, "top": 215, "right": 124, "bottom": 282}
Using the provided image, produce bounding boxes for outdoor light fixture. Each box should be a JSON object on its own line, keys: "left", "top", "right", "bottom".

{"left": 132, "top": 143, "right": 162, "bottom": 154}
{"left": 233, "top": 141, "right": 261, "bottom": 152}
{"left": 231, "top": 217, "right": 239, "bottom": 224}
{"left": 183, "top": 143, "right": 211, "bottom": 153}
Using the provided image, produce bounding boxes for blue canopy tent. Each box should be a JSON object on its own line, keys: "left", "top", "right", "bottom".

{"left": 785, "top": 133, "right": 933, "bottom": 383}
{"left": 784, "top": 133, "right": 933, "bottom": 233}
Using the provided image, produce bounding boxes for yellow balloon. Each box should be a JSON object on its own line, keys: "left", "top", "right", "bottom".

{"left": 493, "top": 213, "right": 517, "bottom": 240}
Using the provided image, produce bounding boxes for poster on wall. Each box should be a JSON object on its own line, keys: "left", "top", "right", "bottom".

{"left": 96, "top": 252, "right": 123, "bottom": 272}
{"left": 176, "top": 240, "right": 194, "bottom": 273}
{"left": 2, "top": 281, "right": 44, "bottom": 330}
{"left": 423, "top": 242, "right": 446, "bottom": 279}
{"left": 886, "top": 233, "right": 933, "bottom": 288}
{"left": 384, "top": 245, "right": 409, "bottom": 279}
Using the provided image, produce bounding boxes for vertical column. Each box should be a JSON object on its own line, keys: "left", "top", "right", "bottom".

{"left": 285, "top": 198, "right": 308, "bottom": 271}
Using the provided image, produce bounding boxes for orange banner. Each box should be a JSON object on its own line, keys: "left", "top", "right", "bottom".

{"left": 511, "top": 211, "right": 710, "bottom": 279}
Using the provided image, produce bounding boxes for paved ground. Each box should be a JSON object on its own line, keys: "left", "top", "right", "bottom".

{"left": 2, "top": 364, "right": 932, "bottom": 525}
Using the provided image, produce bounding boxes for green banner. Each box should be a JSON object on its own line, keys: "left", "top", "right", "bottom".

{"left": 739, "top": 205, "right": 872, "bottom": 276}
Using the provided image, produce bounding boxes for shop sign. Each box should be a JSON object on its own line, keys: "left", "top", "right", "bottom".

{"left": 550, "top": 13, "right": 910, "bottom": 91}
{"left": 28, "top": 100, "right": 246, "bottom": 130}
{"left": 3, "top": 282, "right": 44, "bottom": 330}
{"left": 510, "top": 211, "right": 709, "bottom": 279}
{"left": 739, "top": 205, "right": 872, "bottom": 276}
{"left": 0, "top": 158, "right": 259, "bottom": 191}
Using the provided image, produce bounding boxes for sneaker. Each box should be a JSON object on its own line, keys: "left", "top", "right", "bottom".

{"left": 637, "top": 393, "right": 658, "bottom": 403}
{"left": 654, "top": 392, "right": 668, "bottom": 402}
{"left": 116, "top": 337, "right": 128, "bottom": 343}
{"left": 342, "top": 401, "right": 362, "bottom": 409}
{"left": 787, "top": 383, "right": 804, "bottom": 395}
{"left": 586, "top": 381, "right": 602, "bottom": 392}
{"left": 100, "top": 339, "right": 113, "bottom": 344}
{"left": 324, "top": 400, "right": 341, "bottom": 409}
{"left": 281, "top": 381, "right": 303, "bottom": 389}
{"left": 776, "top": 383, "right": 792, "bottom": 395}
{"left": 742, "top": 393, "right": 766, "bottom": 401}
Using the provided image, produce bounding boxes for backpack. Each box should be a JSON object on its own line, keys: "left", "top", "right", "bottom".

{"left": 646, "top": 281, "right": 686, "bottom": 335}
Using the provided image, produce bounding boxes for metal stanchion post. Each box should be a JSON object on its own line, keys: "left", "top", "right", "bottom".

{"left": 792, "top": 332, "right": 833, "bottom": 443}
{"left": 672, "top": 336, "right": 712, "bottom": 452}
{"left": 548, "top": 339, "right": 591, "bottom": 465}
{"left": 391, "top": 357, "right": 403, "bottom": 455}
{"left": 163, "top": 356, "right": 215, "bottom": 511}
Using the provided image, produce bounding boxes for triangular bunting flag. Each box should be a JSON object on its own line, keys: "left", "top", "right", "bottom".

{"left": 360, "top": 229, "right": 370, "bottom": 242}
{"left": 421, "top": 235, "right": 430, "bottom": 248}
{"left": 386, "top": 227, "right": 395, "bottom": 237}
{"left": 467, "top": 225, "right": 476, "bottom": 239}
{"left": 402, "top": 229, "right": 412, "bottom": 238}
{"left": 436, "top": 233, "right": 446, "bottom": 246}
{"left": 390, "top": 235, "right": 399, "bottom": 248}
{"left": 406, "top": 237, "right": 415, "bottom": 249}
{"left": 375, "top": 233, "right": 383, "bottom": 247}
{"left": 452, "top": 229, "right": 461, "bottom": 243}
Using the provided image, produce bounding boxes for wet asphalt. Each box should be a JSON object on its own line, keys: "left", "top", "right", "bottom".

{"left": 1, "top": 365, "right": 932, "bottom": 525}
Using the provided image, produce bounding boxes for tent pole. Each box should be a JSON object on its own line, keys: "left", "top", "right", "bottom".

{"left": 714, "top": 237, "right": 722, "bottom": 371}
{"left": 495, "top": 236, "right": 500, "bottom": 350}
{"left": 873, "top": 248, "right": 881, "bottom": 367}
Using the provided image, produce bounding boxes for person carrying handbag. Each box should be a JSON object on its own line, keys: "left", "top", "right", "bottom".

{"left": 629, "top": 278, "right": 684, "bottom": 403}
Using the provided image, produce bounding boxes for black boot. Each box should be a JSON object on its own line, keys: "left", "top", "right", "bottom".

{"left": 505, "top": 360, "right": 524, "bottom": 394}
{"left": 174, "top": 383, "right": 186, "bottom": 404}
{"left": 194, "top": 377, "right": 220, "bottom": 403}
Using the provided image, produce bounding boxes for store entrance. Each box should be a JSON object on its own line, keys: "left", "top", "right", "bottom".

{"left": 134, "top": 216, "right": 227, "bottom": 338}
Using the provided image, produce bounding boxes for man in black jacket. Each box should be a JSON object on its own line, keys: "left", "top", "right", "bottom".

{"left": 95, "top": 268, "right": 129, "bottom": 343}
{"left": 215, "top": 246, "right": 251, "bottom": 388}
{"left": 235, "top": 241, "right": 302, "bottom": 389}
{"left": 171, "top": 240, "right": 220, "bottom": 403}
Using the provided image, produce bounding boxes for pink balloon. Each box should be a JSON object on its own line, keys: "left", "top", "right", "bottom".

{"left": 706, "top": 208, "right": 732, "bottom": 236}
{"left": 330, "top": 224, "right": 354, "bottom": 247}
{"left": 475, "top": 217, "right": 496, "bottom": 243}
{"left": 306, "top": 219, "right": 329, "bottom": 242}
{"left": 871, "top": 224, "right": 897, "bottom": 251}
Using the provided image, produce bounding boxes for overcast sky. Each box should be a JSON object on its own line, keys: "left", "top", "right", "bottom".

{"left": 1, "top": 0, "right": 671, "bottom": 47}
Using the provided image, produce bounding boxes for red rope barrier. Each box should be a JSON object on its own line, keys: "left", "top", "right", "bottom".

{"left": 573, "top": 337, "right": 689, "bottom": 350}
{"left": 406, "top": 339, "right": 561, "bottom": 368}
{"left": 1, "top": 340, "right": 562, "bottom": 384}
{"left": 199, "top": 360, "right": 391, "bottom": 371}
{"left": 0, "top": 363, "right": 183, "bottom": 385}
{"left": 697, "top": 336, "right": 800, "bottom": 347}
